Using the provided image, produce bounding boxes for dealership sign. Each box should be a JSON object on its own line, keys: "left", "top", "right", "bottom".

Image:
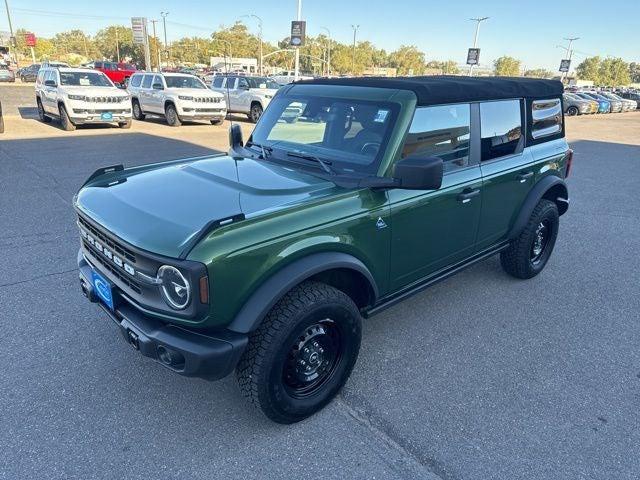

{"left": 559, "top": 59, "right": 571, "bottom": 72}
{"left": 466, "top": 48, "right": 480, "bottom": 65}
{"left": 24, "top": 33, "right": 37, "bottom": 47}
{"left": 131, "top": 17, "right": 148, "bottom": 45}
{"left": 290, "top": 21, "right": 306, "bottom": 47}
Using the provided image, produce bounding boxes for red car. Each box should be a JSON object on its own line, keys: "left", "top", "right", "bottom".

{"left": 93, "top": 61, "right": 137, "bottom": 86}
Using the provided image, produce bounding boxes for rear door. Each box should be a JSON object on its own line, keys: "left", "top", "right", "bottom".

{"left": 138, "top": 74, "right": 154, "bottom": 111}
{"left": 235, "top": 77, "right": 252, "bottom": 113}
{"left": 42, "top": 70, "right": 58, "bottom": 113}
{"left": 225, "top": 77, "right": 239, "bottom": 111}
{"left": 476, "top": 99, "right": 534, "bottom": 249}
{"left": 388, "top": 102, "right": 483, "bottom": 290}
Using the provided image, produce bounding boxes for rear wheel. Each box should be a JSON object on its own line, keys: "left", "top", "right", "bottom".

{"left": 566, "top": 106, "right": 579, "bottom": 116}
{"left": 249, "top": 103, "right": 263, "bottom": 123}
{"left": 500, "top": 199, "right": 559, "bottom": 279}
{"left": 165, "top": 103, "right": 182, "bottom": 127}
{"left": 132, "top": 99, "right": 145, "bottom": 120}
{"left": 37, "top": 98, "right": 51, "bottom": 123}
{"left": 59, "top": 104, "right": 76, "bottom": 131}
{"left": 236, "top": 281, "right": 362, "bottom": 424}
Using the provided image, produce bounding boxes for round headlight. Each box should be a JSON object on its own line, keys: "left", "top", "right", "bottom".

{"left": 158, "top": 265, "right": 191, "bottom": 310}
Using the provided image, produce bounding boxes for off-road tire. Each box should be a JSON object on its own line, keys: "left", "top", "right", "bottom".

{"left": 118, "top": 119, "right": 132, "bottom": 129}
{"left": 132, "top": 99, "right": 145, "bottom": 120}
{"left": 59, "top": 104, "right": 76, "bottom": 131}
{"left": 37, "top": 98, "right": 51, "bottom": 123}
{"left": 249, "top": 103, "right": 263, "bottom": 123}
{"left": 236, "top": 281, "right": 362, "bottom": 424}
{"left": 567, "top": 106, "right": 579, "bottom": 116}
{"left": 500, "top": 199, "right": 559, "bottom": 279}
{"left": 165, "top": 103, "right": 182, "bottom": 127}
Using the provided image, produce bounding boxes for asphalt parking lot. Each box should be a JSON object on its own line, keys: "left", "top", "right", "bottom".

{"left": 1, "top": 83, "right": 639, "bottom": 480}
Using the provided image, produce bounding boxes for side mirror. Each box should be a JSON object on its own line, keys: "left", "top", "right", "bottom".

{"left": 152, "top": 83, "right": 164, "bottom": 90}
{"left": 393, "top": 155, "right": 443, "bottom": 190}
{"left": 44, "top": 79, "right": 57, "bottom": 87}
{"left": 229, "top": 123, "right": 244, "bottom": 150}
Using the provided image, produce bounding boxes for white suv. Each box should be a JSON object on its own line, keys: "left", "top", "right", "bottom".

{"left": 210, "top": 75, "right": 280, "bottom": 123}
{"left": 128, "top": 72, "right": 226, "bottom": 126}
{"left": 269, "top": 71, "right": 313, "bottom": 86}
{"left": 35, "top": 67, "right": 132, "bottom": 131}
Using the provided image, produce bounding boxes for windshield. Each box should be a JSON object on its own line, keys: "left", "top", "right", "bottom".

{"left": 60, "top": 72, "right": 112, "bottom": 87}
{"left": 247, "top": 77, "right": 280, "bottom": 89}
{"left": 251, "top": 94, "right": 398, "bottom": 174}
{"left": 165, "top": 75, "right": 206, "bottom": 89}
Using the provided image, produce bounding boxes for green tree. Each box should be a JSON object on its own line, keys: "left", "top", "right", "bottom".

{"left": 523, "top": 68, "right": 554, "bottom": 78}
{"left": 493, "top": 56, "right": 521, "bottom": 76}
{"left": 599, "top": 58, "right": 630, "bottom": 86}
{"left": 426, "top": 60, "right": 460, "bottom": 74}
{"left": 94, "top": 26, "right": 142, "bottom": 65}
{"left": 388, "top": 45, "right": 426, "bottom": 75}
{"left": 576, "top": 56, "right": 601, "bottom": 83}
{"left": 629, "top": 62, "right": 640, "bottom": 83}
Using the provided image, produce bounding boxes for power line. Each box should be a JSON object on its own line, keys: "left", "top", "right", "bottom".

{"left": 13, "top": 7, "right": 128, "bottom": 21}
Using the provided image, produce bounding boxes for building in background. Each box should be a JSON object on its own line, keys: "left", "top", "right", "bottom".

{"left": 362, "top": 67, "right": 397, "bottom": 77}
{"left": 209, "top": 56, "right": 258, "bottom": 74}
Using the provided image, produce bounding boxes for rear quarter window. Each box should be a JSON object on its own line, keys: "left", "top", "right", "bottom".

{"left": 129, "top": 74, "right": 142, "bottom": 88}
{"left": 530, "top": 98, "right": 562, "bottom": 140}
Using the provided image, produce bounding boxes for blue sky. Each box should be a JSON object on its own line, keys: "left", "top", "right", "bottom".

{"left": 2, "top": 0, "right": 636, "bottom": 70}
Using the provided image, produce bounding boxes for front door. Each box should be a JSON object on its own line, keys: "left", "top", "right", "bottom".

{"left": 389, "top": 102, "right": 483, "bottom": 291}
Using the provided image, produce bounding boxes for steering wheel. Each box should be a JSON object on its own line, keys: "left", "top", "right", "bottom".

{"left": 360, "top": 142, "right": 381, "bottom": 156}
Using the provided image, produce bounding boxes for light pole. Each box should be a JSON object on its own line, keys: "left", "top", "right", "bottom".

{"left": 294, "top": 0, "right": 302, "bottom": 81}
{"left": 160, "top": 12, "right": 169, "bottom": 68}
{"left": 321, "top": 26, "right": 331, "bottom": 76}
{"left": 150, "top": 20, "right": 162, "bottom": 71}
{"left": 351, "top": 24, "right": 360, "bottom": 75}
{"left": 3, "top": 0, "right": 17, "bottom": 67}
{"left": 562, "top": 36, "right": 579, "bottom": 81}
{"left": 242, "top": 14, "right": 263, "bottom": 75}
{"left": 468, "top": 16, "right": 489, "bottom": 76}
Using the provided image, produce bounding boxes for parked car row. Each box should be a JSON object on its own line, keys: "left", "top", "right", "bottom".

{"left": 562, "top": 91, "right": 638, "bottom": 116}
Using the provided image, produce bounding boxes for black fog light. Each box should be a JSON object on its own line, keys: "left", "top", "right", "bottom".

{"left": 157, "top": 345, "right": 185, "bottom": 369}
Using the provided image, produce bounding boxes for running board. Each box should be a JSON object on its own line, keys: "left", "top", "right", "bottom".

{"left": 363, "top": 242, "right": 509, "bottom": 318}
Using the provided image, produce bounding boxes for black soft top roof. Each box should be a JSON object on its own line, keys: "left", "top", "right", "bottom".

{"left": 296, "top": 75, "right": 564, "bottom": 106}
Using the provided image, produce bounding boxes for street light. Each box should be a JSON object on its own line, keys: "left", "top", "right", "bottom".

{"left": 321, "top": 26, "right": 331, "bottom": 77}
{"left": 561, "top": 36, "right": 579, "bottom": 81}
{"left": 468, "top": 16, "right": 489, "bottom": 76}
{"left": 294, "top": 0, "right": 302, "bottom": 81}
{"left": 241, "top": 14, "right": 263, "bottom": 75}
{"left": 160, "top": 11, "right": 169, "bottom": 68}
{"left": 351, "top": 24, "right": 360, "bottom": 76}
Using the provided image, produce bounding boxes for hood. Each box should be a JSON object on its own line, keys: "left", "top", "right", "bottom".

{"left": 250, "top": 87, "right": 279, "bottom": 96}
{"left": 76, "top": 155, "right": 338, "bottom": 258}
{"left": 166, "top": 87, "right": 222, "bottom": 98}
{"left": 61, "top": 86, "right": 125, "bottom": 97}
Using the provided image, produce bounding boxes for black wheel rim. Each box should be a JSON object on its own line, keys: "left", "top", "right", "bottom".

{"left": 251, "top": 106, "right": 262, "bottom": 122}
{"left": 282, "top": 319, "right": 342, "bottom": 398}
{"left": 167, "top": 109, "right": 175, "bottom": 123}
{"left": 530, "top": 220, "right": 550, "bottom": 265}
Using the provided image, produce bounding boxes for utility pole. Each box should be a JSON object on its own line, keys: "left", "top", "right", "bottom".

{"left": 3, "top": 0, "right": 18, "bottom": 67}
{"left": 161, "top": 11, "right": 169, "bottom": 69}
{"left": 294, "top": 0, "right": 302, "bottom": 81}
{"left": 321, "top": 26, "right": 331, "bottom": 76}
{"left": 242, "top": 15, "right": 263, "bottom": 75}
{"left": 468, "top": 16, "right": 489, "bottom": 76}
{"left": 562, "top": 36, "right": 579, "bottom": 81}
{"left": 351, "top": 24, "right": 360, "bottom": 76}
{"left": 115, "top": 29, "right": 120, "bottom": 63}
{"left": 150, "top": 20, "right": 161, "bottom": 71}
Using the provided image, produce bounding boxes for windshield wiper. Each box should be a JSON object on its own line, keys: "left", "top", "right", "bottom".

{"left": 286, "top": 152, "right": 335, "bottom": 175}
{"left": 245, "top": 141, "right": 273, "bottom": 159}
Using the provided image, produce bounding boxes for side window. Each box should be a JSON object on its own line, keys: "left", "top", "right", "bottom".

{"left": 480, "top": 100, "right": 523, "bottom": 161}
{"left": 238, "top": 77, "right": 249, "bottom": 89}
{"left": 153, "top": 75, "right": 163, "bottom": 88}
{"left": 402, "top": 103, "right": 471, "bottom": 173}
{"left": 141, "top": 74, "right": 153, "bottom": 89}
{"left": 129, "top": 74, "right": 142, "bottom": 88}
{"left": 226, "top": 77, "right": 237, "bottom": 89}
{"left": 94, "top": 62, "right": 103, "bottom": 69}
{"left": 212, "top": 77, "right": 224, "bottom": 88}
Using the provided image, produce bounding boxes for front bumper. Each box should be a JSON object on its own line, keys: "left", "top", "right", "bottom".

{"left": 178, "top": 107, "right": 227, "bottom": 120}
{"left": 78, "top": 252, "right": 247, "bottom": 381}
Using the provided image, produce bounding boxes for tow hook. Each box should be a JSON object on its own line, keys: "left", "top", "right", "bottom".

{"left": 127, "top": 330, "right": 140, "bottom": 350}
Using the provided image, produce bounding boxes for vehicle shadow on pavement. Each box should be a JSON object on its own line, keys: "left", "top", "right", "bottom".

{"left": 18, "top": 106, "right": 38, "bottom": 120}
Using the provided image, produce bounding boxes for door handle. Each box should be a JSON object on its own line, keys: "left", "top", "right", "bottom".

{"left": 517, "top": 172, "right": 534, "bottom": 183}
{"left": 457, "top": 188, "right": 480, "bottom": 204}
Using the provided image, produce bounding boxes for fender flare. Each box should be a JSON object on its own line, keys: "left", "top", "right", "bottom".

{"left": 508, "top": 176, "right": 568, "bottom": 240}
{"left": 226, "top": 252, "right": 379, "bottom": 334}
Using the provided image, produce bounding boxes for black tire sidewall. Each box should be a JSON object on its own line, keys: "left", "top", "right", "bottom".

{"left": 527, "top": 206, "right": 559, "bottom": 275}
{"left": 567, "top": 106, "right": 578, "bottom": 116}
{"left": 132, "top": 100, "right": 144, "bottom": 120}
{"left": 165, "top": 104, "right": 180, "bottom": 126}
{"left": 250, "top": 104, "right": 263, "bottom": 123}
{"left": 264, "top": 303, "right": 360, "bottom": 421}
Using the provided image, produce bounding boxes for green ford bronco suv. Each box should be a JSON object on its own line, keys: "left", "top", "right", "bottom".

{"left": 76, "top": 76, "right": 571, "bottom": 423}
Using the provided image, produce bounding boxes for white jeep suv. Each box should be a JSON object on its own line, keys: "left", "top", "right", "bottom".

{"left": 128, "top": 72, "right": 226, "bottom": 126}
{"left": 210, "top": 75, "right": 281, "bottom": 123}
{"left": 35, "top": 67, "right": 132, "bottom": 131}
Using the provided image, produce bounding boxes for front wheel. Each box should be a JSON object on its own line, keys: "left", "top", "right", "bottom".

{"left": 132, "top": 99, "right": 145, "bottom": 120}
{"left": 118, "top": 119, "right": 132, "bottom": 129}
{"left": 59, "top": 104, "right": 76, "bottom": 131}
{"left": 236, "top": 281, "right": 362, "bottom": 424}
{"left": 37, "top": 98, "right": 51, "bottom": 123}
{"left": 566, "top": 106, "right": 579, "bottom": 116}
{"left": 210, "top": 118, "right": 224, "bottom": 126}
{"left": 249, "top": 103, "right": 263, "bottom": 123}
{"left": 165, "top": 103, "right": 182, "bottom": 127}
{"left": 500, "top": 199, "right": 559, "bottom": 279}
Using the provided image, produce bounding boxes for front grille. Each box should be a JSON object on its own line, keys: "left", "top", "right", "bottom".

{"left": 78, "top": 215, "right": 136, "bottom": 263}
{"left": 86, "top": 96, "right": 126, "bottom": 103}
{"left": 83, "top": 239, "right": 141, "bottom": 294}
{"left": 196, "top": 108, "right": 223, "bottom": 113}
{"left": 194, "top": 97, "right": 221, "bottom": 103}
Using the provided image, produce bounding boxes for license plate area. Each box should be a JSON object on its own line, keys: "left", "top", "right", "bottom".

{"left": 91, "top": 269, "right": 115, "bottom": 310}
{"left": 100, "top": 112, "right": 113, "bottom": 121}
